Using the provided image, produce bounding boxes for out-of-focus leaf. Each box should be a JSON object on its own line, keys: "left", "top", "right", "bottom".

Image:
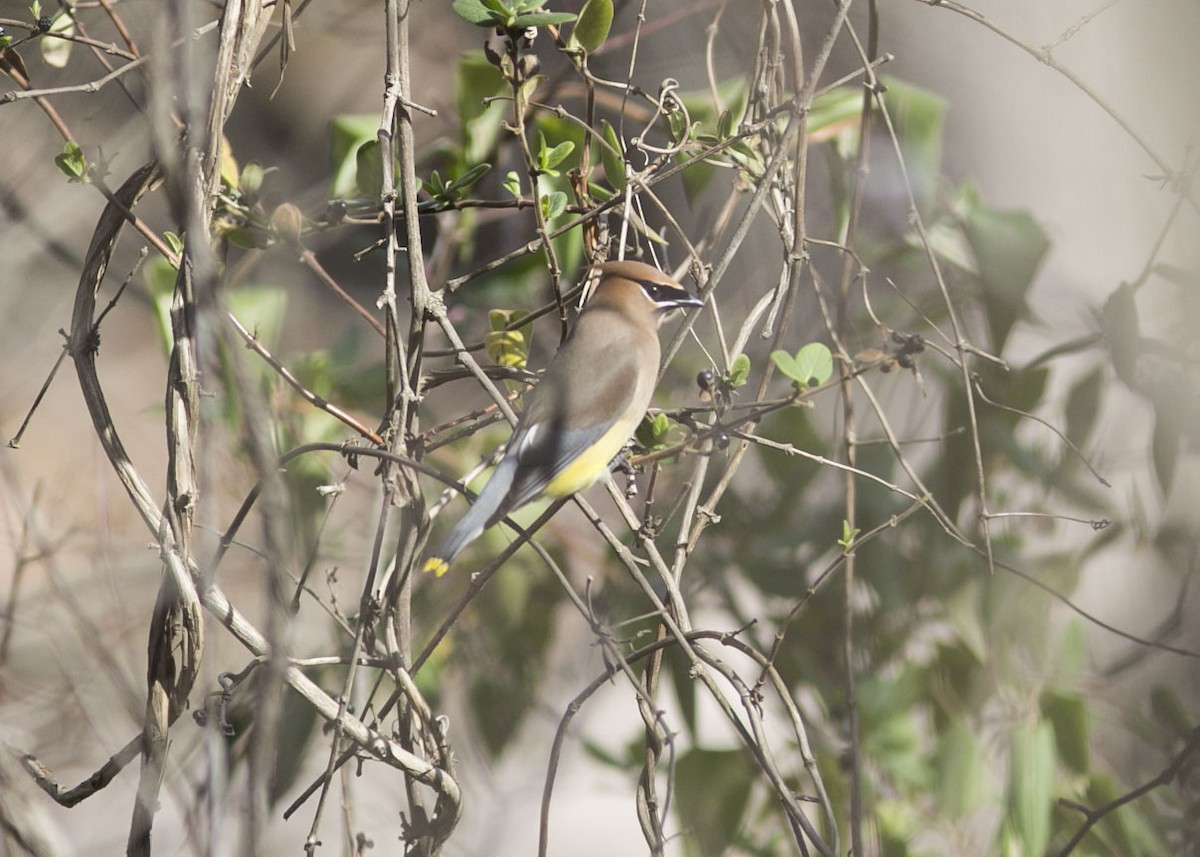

{"left": 458, "top": 51, "right": 508, "bottom": 164}
{"left": 1151, "top": 410, "right": 1179, "bottom": 497}
{"left": 880, "top": 76, "right": 947, "bottom": 207}
{"left": 329, "top": 114, "right": 377, "bottom": 197}
{"left": 1100, "top": 282, "right": 1140, "bottom": 389}
{"left": 935, "top": 720, "right": 985, "bottom": 819}
{"left": 1051, "top": 620, "right": 1085, "bottom": 688}
{"left": 1006, "top": 718, "right": 1055, "bottom": 857}
{"left": 807, "top": 84, "right": 863, "bottom": 143}
{"left": 354, "top": 139, "right": 384, "bottom": 198}
{"left": 1080, "top": 773, "right": 1172, "bottom": 857}
{"left": 1064, "top": 366, "right": 1104, "bottom": 448}
{"left": 1149, "top": 685, "right": 1193, "bottom": 741}
{"left": 227, "top": 286, "right": 288, "bottom": 350}
{"left": 485, "top": 309, "right": 531, "bottom": 369}
{"left": 569, "top": 0, "right": 613, "bottom": 54}
{"left": 675, "top": 748, "right": 755, "bottom": 857}
{"left": 962, "top": 201, "right": 1051, "bottom": 354}
{"left": 1040, "top": 690, "right": 1089, "bottom": 774}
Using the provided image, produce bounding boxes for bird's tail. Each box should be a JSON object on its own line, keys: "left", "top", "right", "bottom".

{"left": 422, "top": 457, "right": 517, "bottom": 576}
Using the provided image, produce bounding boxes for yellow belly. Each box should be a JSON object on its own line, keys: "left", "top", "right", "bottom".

{"left": 543, "top": 414, "right": 641, "bottom": 497}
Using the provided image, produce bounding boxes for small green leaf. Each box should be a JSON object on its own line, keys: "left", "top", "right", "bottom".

{"left": 727, "top": 353, "right": 750, "bottom": 388}
{"left": 163, "top": 231, "right": 185, "bottom": 257}
{"left": 540, "top": 138, "right": 575, "bottom": 173}
{"left": 540, "top": 190, "right": 567, "bottom": 220}
{"left": 54, "top": 140, "right": 88, "bottom": 182}
{"left": 774, "top": 343, "right": 833, "bottom": 388}
{"left": 451, "top": 0, "right": 498, "bottom": 26}
{"left": 794, "top": 342, "right": 833, "bottom": 387}
{"left": 445, "top": 162, "right": 491, "bottom": 195}
{"left": 636, "top": 412, "right": 671, "bottom": 451}
{"left": 598, "top": 119, "right": 625, "bottom": 191}
{"left": 569, "top": 0, "right": 613, "bottom": 53}
{"left": 770, "top": 349, "right": 800, "bottom": 382}
{"left": 837, "top": 519, "right": 860, "bottom": 551}
{"left": 503, "top": 170, "right": 522, "bottom": 198}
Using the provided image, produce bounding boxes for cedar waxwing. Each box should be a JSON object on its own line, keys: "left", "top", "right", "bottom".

{"left": 422, "top": 260, "right": 704, "bottom": 576}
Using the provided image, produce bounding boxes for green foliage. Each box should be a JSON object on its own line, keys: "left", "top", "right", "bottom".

{"left": 635, "top": 411, "right": 671, "bottom": 451}
{"left": 726, "top": 353, "right": 750, "bottom": 389}
{"left": 771, "top": 342, "right": 833, "bottom": 391}
{"left": 452, "top": 0, "right": 576, "bottom": 31}
{"left": 567, "top": 0, "right": 613, "bottom": 54}
{"left": 54, "top": 140, "right": 88, "bottom": 182}
{"left": 484, "top": 308, "right": 532, "bottom": 370}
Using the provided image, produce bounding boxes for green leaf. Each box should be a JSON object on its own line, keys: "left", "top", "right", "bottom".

{"left": 502, "top": 170, "right": 522, "bottom": 198}
{"left": 39, "top": 11, "right": 75, "bottom": 69}
{"left": 451, "top": 0, "right": 497, "bottom": 26}
{"left": 635, "top": 412, "right": 671, "bottom": 451}
{"left": 569, "top": 0, "right": 613, "bottom": 53}
{"left": 770, "top": 349, "right": 800, "bottom": 382}
{"left": 445, "top": 162, "right": 491, "bottom": 195}
{"left": 54, "top": 140, "right": 88, "bottom": 182}
{"left": 484, "top": 311, "right": 533, "bottom": 391}
{"left": 727, "top": 353, "right": 749, "bottom": 388}
{"left": 540, "top": 190, "right": 567, "bottom": 220}
{"left": 598, "top": 119, "right": 625, "bottom": 191}
{"left": 511, "top": 11, "right": 577, "bottom": 27}
{"left": 773, "top": 344, "right": 832, "bottom": 389}
{"left": 539, "top": 138, "right": 575, "bottom": 173}
{"left": 794, "top": 342, "right": 833, "bottom": 387}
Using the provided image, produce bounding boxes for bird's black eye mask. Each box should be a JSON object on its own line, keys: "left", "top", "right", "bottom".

{"left": 636, "top": 278, "right": 694, "bottom": 307}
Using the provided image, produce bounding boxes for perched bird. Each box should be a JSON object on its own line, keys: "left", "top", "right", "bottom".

{"left": 422, "top": 260, "right": 704, "bottom": 576}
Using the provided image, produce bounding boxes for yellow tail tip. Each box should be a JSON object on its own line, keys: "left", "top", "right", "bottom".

{"left": 422, "top": 557, "right": 450, "bottom": 577}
